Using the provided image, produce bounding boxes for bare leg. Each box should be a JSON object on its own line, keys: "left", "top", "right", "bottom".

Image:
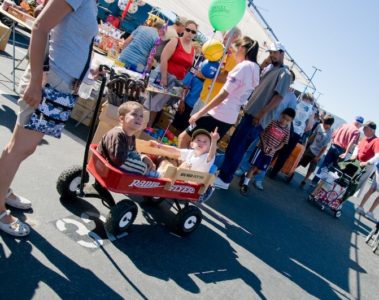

{"left": 304, "top": 168, "right": 314, "bottom": 182}
{"left": 246, "top": 166, "right": 259, "bottom": 179}
{"left": 368, "top": 195, "right": 379, "bottom": 213}
{"left": 0, "top": 125, "right": 44, "bottom": 223}
{"left": 358, "top": 187, "right": 376, "bottom": 208}
{"left": 178, "top": 131, "right": 191, "bottom": 149}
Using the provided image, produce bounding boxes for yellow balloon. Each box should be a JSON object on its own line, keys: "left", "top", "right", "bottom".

{"left": 202, "top": 40, "right": 224, "bottom": 62}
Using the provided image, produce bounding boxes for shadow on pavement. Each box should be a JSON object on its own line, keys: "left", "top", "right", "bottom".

{"left": 0, "top": 227, "right": 123, "bottom": 299}
{"left": 0, "top": 104, "right": 17, "bottom": 132}
{"left": 202, "top": 173, "right": 367, "bottom": 299}
{"left": 110, "top": 200, "right": 267, "bottom": 298}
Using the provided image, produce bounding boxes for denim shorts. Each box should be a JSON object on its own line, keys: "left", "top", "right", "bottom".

{"left": 17, "top": 65, "right": 74, "bottom": 127}
{"left": 370, "top": 173, "right": 379, "bottom": 191}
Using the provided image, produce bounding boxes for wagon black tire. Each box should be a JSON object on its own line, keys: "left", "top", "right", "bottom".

{"left": 175, "top": 205, "right": 202, "bottom": 236}
{"left": 56, "top": 165, "right": 88, "bottom": 199}
{"left": 105, "top": 200, "right": 138, "bottom": 235}
{"left": 143, "top": 196, "right": 164, "bottom": 205}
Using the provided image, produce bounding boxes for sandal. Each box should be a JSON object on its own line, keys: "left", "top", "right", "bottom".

{"left": 5, "top": 188, "right": 32, "bottom": 210}
{"left": 0, "top": 210, "right": 30, "bottom": 237}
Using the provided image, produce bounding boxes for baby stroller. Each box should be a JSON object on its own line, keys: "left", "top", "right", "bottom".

{"left": 307, "top": 161, "right": 364, "bottom": 218}
{"left": 365, "top": 222, "right": 379, "bottom": 254}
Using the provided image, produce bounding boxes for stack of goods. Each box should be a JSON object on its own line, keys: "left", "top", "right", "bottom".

{"left": 2, "top": 0, "right": 36, "bottom": 26}
{"left": 144, "top": 127, "right": 178, "bottom": 146}
{"left": 94, "top": 23, "right": 124, "bottom": 58}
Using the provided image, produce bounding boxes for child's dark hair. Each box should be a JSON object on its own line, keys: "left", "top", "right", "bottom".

{"left": 281, "top": 107, "right": 296, "bottom": 119}
{"left": 323, "top": 114, "right": 335, "bottom": 126}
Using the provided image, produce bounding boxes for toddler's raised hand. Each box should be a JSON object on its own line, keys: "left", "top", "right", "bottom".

{"left": 211, "top": 127, "right": 220, "bottom": 142}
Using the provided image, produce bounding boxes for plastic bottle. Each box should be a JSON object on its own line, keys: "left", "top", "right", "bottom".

{"left": 78, "top": 78, "right": 95, "bottom": 99}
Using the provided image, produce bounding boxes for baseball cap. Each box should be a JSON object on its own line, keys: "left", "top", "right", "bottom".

{"left": 355, "top": 116, "right": 364, "bottom": 124}
{"left": 267, "top": 41, "right": 285, "bottom": 52}
{"left": 364, "top": 121, "right": 376, "bottom": 130}
{"left": 191, "top": 129, "right": 211, "bottom": 141}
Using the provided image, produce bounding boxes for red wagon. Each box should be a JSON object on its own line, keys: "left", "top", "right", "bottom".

{"left": 56, "top": 67, "right": 215, "bottom": 236}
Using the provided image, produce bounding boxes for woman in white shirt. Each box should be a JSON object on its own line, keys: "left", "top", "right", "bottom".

{"left": 178, "top": 36, "right": 260, "bottom": 148}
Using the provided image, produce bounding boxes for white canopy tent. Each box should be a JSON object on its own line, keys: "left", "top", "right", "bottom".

{"left": 144, "top": 0, "right": 316, "bottom": 92}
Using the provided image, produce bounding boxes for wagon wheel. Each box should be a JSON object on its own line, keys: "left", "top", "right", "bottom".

{"left": 104, "top": 200, "right": 138, "bottom": 235}
{"left": 143, "top": 196, "right": 165, "bottom": 205}
{"left": 56, "top": 165, "right": 89, "bottom": 199}
{"left": 175, "top": 205, "right": 202, "bottom": 236}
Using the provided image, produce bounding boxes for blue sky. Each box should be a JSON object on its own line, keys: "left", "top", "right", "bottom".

{"left": 253, "top": 0, "right": 378, "bottom": 124}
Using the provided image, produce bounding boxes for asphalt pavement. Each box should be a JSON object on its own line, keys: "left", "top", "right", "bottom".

{"left": 0, "top": 32, "right": 378, "bottom": 300}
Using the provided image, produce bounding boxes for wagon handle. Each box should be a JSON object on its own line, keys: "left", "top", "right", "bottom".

{"left": 78, "top": 65, "right": 109, "bottom": 196}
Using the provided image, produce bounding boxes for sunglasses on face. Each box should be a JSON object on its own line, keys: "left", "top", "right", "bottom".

{"left": 185, "top": 28, "right": 197, "bottom": 35}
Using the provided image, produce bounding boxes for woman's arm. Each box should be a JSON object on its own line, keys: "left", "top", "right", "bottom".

{"left": 24, "top": 0, "right": 73, "bottom": 108}
{"left": 188, "top": 89, "right": 229, "bottom": 125}
{"left": 159, "top": 38, "right": 178, "bottom": 87}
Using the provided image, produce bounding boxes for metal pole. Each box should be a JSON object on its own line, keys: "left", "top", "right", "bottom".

{"left": 12, "top": 21, "right": 16, "bottom": 91}
{"left": 299, "top": 66, "right": 321, "bottom": 99}
{"left": 204, "top": 28, "right": 235, "bottom": 104}
{"left": 301, "top": 66, "right": 322, "bottom": 95}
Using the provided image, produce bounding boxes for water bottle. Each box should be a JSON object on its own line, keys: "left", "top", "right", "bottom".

{"left": 78, "top": 78, "right": 95, "bottom": 99}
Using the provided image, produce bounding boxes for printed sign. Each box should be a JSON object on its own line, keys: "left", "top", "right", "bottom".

{"left": 54, "top": 212, "right": 127, "bottom": 251}
{"left": 128, "top": 179, "right": 196, "bottom": 194}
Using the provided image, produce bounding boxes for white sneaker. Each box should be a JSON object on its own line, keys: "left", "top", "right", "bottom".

{"left": 254, "top": 181, "right": 264, "bottom": 191}
{"left": 365, "top": 212, "right": 378, "bottom": 222}
{"left": 214, "top": 177, "right": 230, "bottom": 190}
{"left": 356, "top": 206, "right": 365, "bottom": 215}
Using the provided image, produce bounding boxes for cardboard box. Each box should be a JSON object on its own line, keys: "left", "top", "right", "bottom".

{"left": 76, "top": 96, "right": 98, "bottom": 111}
{"left": 70, "top": 103, "right": 95, "bottom": 127}
{"left": 155, "top": 110, "right": 174, "bottom": 129}
{"left": 0, "top": 22, "right": 11, "bottom": 51}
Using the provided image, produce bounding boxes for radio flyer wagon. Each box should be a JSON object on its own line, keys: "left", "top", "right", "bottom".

{"left": 56, "top": 67, "right": 215, "bottom": 236}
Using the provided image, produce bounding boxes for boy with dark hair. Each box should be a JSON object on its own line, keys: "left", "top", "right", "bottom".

{"left": 299, "top": 114, "right": 335, "bottom": 187}
{"left": 240, "top": 108, "right": 295, "bottom": 195}
{"left": 97, "top": 102, "right": 156, "bottom": 176}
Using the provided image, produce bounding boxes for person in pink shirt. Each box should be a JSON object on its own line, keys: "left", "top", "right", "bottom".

{"left": 180, "top": 36, "right": 260, "bottom": 147}
{"left": 312, "top": 116, "right": 363, "bottom": 182}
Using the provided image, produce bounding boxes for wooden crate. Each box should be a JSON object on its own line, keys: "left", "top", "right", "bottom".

{"left": 0, "top": 22, "right": 11, "bottom": 51}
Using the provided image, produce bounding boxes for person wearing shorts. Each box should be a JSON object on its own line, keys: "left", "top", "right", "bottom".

{"left": 239, "top": 108, "right": 295, "bottom": 196}
{"left": 299, "top": 115, "right": 335, "bottom": 187}
{"left": 0, "top": 0, "right": 98, "bottom": 237}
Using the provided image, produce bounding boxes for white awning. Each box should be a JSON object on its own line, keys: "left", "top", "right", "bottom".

{"left": 145, "top": 0, "right": 315, "bottom": 90}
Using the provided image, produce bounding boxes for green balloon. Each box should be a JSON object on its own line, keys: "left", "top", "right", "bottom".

{"left": 208, "top": 0, "right": 246, "bottom": 31}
